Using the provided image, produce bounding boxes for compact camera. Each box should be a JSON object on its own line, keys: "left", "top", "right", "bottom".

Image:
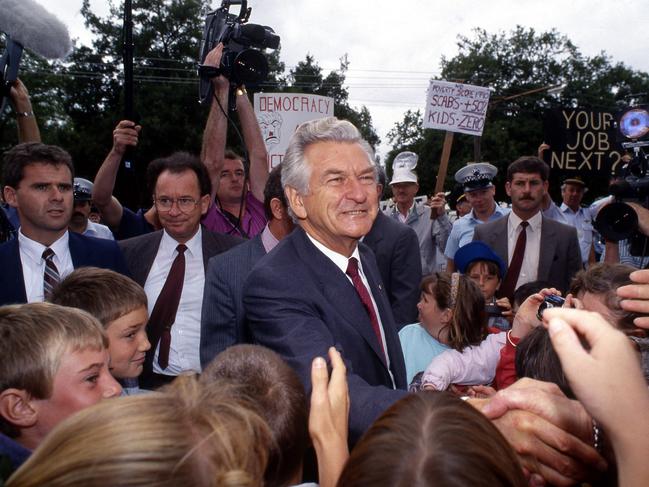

{"left": 536, "top": 294, "right": 565, "bottom": 321}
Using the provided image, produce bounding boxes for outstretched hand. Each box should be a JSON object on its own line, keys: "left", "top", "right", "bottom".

{"left": 309, "top": 347, "right": 350, "bottom": 487}
{"left": 618, "top": 269, "right": 649, "bottom": 328}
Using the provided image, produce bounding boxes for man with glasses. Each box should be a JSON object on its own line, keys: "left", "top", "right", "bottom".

{"left": 118, "top": 152, "right": 241, "bottom": 389}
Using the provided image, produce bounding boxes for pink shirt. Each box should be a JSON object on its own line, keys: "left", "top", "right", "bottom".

{"left": 202, "top": 193, "right": 267, "bottom": 238}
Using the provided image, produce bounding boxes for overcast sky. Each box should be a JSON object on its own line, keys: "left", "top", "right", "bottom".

{"left": 40, "top": 0, "right": 649, "bottom": 160}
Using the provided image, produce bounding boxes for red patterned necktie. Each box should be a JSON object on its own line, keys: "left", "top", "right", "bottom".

{"left": 499, "top": 221, "right": 529, "bottom": 300}
{"left": 346, "top": 257, "right": 385, "bottom": 356}
{"left": 147, "top": 244, "right": 187, "bottom": 369}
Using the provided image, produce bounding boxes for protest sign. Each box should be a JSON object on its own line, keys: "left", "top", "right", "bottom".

{"left": 543, "top": 109, "right": 623, "bottom": 176}
{"left": 254, "top": 93, "right": 334, "bottom": 168}
{"left": 423, "top": 80, "right": 491, "bottom": 136}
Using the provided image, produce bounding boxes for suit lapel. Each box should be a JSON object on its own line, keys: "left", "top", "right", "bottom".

{"left": 2, "top": 240, "right": 27, "bottom": 303}
{"left": 137, "top": 232, "right": 163, "bottom": 285}
{"left": 293, "top": 229, "right": 389, "bottom": 369}
{"left": 537, "top": 217, "right": 557, "bottom": 281}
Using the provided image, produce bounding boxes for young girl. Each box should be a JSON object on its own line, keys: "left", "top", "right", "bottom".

{"left": 399, "top": 272, "right": 487, "bottom": 383}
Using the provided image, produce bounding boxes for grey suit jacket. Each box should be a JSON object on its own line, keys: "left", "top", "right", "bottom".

{"left": 200, "top": 234, "right": 266, "bottom": 367}
{"left": 473, "top": 214, "right": 582, "bottom": 294}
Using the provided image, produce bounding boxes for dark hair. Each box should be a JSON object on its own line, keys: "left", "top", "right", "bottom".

{"left": 224, "top": 149, "right": 244, "bottom": 162}
{"left": 506, "top": 156, "right": 549, "bottom": 182}
{"left": 2, "top": 142, "right": 74, "bottom": 189}
{"left": 338, "top": 391, "right": 526, "bottom": 487}
{"left": 570, "top": 262, "right": 640, "bottom": 332}
{"left": 512, "top": 280, "right": 551, "bottom": 308}
{"left": 263, "top": 164, "right": 287, "bottom": 220}
{"left": 50, "top": 267, "right": 147, "bottom": 327}
{"left": 515, "top": 327, "right": 573, "bottom": 398}
{"left": 421, "top": 273, "right": 487, "bottom": 351}
{"left": 200, "top": 345, "right": 308, "bottom": 487}
{"left": 466, "top": 259, "right": 501, "bottom": 279}
{"left": 146, "top": 152, "right": 211, "bottom": 197}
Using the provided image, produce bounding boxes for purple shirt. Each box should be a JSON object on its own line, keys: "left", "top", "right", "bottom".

{"left": 202, "top": 193, "right": 267, "bottom": 239}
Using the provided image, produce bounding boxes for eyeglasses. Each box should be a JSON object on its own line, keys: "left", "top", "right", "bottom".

{"left": 154, "top": 197, "right": 199, "bottom": 212}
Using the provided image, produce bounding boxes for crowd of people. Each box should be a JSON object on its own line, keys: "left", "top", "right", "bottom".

{"left": 1, "top": 43, "right": 649, "bottom": 486}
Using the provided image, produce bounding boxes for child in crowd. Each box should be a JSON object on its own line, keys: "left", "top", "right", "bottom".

{"left": 0, "top": 303, "right": 121, "bottom": 480}
{"left": 399, "top": 272, "right": 487, "bottom": 384}
{"left": 50, "top": 267, "right": 151, "bottom": 394}
{"left": 454, "top": 241, "right": 512, "bottom": 330}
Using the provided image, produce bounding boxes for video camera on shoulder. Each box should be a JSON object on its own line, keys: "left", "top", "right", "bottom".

{"left": 594, "top": 103, "right": 649, "bottom": 256}
{"left": 198, "top": 0, "right": 280, "bottom": 106}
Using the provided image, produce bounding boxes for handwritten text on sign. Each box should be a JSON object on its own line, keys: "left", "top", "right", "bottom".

{"left": 254, "top": 93, "right": 334, "bottom": 169}
{"left": 423, "top": 80, "right": 491, "bottom": 136}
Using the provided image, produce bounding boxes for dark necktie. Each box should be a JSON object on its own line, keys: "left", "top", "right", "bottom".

{"left": 499, "top": 221, "right": 529, "bottom": 300}
{"left": 147, "top": 244, "right": 187, "bottom": 369}
{"left": 346, "top": 257, "right": 385, "bottom": 357}
{"left": 42, "top": 248, "right": 60, "bottom": 301}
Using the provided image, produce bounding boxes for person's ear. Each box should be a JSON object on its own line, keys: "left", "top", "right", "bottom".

{"left": 0, "top": 389, "right": 38, "bottom": 428}
{"left": 269, "top": 197, "right": 286, "bottom": 221}
{"left": 440, "top": 308, "right": 453, "bottom": 325}
{"left": 199, "top": 193, "right": 211, "bottom": 216}
{"left": 285, "top": 186, "right": 307, "bottom": 219}
{"left": 3, "top": 186, "right": 18, "bottom": 208}
{"left": 505, "top": 181, "right": 512, "bottom": 197}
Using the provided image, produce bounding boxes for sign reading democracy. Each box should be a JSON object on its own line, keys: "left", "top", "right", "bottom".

{"left": 423, "top": 80, "right": 491, "bottom": 136}
{"left": 543, "top": 109, "right": 624, "bottom": 176}
{"left": 254, "top": 93, "right": 334, "bottom": 168}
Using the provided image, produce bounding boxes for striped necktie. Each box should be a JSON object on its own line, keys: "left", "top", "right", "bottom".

{"left": 42, "top": 248, "right": 60, "bottom": 301}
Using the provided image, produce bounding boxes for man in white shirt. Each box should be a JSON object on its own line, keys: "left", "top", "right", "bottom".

{"left": 0, "top": 143, "right": 128, "bottom": 305}
{"left": 69, "top": 178, "right": 114, "bottom": 240}
{"left": 473, "top": 156, "right": 581, "bottom": 299}
{"left": 118, "top": 152, "right": 241, "bottom": 389}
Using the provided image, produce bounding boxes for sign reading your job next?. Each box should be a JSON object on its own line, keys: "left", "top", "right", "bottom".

{"left": 423, "top": 80, "right": 491, "bottom": 136}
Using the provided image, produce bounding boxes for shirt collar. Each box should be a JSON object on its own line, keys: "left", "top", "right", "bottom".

{"left": 560, "top": 202, "right": 582, "bottom": 214}
{"left": 508, "top": 210, "right": 542, "bottom": 234}
{"left": 468, "top": 202, "right": 506, "bottom": 222}
{"left": 305, "top": 232, "right": 361, "bottom": 276}
{"left": 160, "top": 226, "right": 202, "bottom": 257}
{"left": 18, "top": 229, "right": 69, "bottom": 263}
{"left": 261, "top": 223, "right": 279, "bottom": 253}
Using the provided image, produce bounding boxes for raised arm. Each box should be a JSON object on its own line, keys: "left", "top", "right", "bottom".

{"left": 9, "top": 79, "right": 40, "bottom": 143}
{"left": 92, "top": 120, "right": 141, "bottom": 228}
{"left": 200, "top": 44, "right": 230, "bottom": 201}
{"left": 236, "top": 88, "right": 268, "bottom": 201}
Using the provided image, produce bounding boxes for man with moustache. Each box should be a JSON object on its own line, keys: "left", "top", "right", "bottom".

{"left": 0, "top": 143, "right": 128, "bottom": 305}
{"left": 68, "top": 178, "right": 114, "bottom": 240}
{"left": 473, "top": 156, "right": 581, "bottom": 300}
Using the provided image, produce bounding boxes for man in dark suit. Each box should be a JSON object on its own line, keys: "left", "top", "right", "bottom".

{"left": 473, "top": 156, "right": 581, "bottom": 299}
{"left": 0, "top": 143, "right": 128, "bottom": 306}
{"left": 119, "top": 153, "right": 240, "bottom": 389}
{"left": 243, "top": 118, "right": 408, "bottom": 442}
{"left": 200, "top": 164, "right": 294, "bottom": 367}
{"left": 364, "top": 170, "right": 422, "bottom": 327}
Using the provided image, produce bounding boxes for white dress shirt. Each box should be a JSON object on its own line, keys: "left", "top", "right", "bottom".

{"left": 306, "top": 233, "right": 395, "bottom": 388}
{"left": 82, "top": 220, "right": 115, "bottom": 240}
{"left": 507, "top": 211, "right": 542, "bottom": 291}
{"left": 145, "top": 228, "right": 204, "bottom": 375}
{"left": 18, "top": 230, "right": 74, "bottom": 302}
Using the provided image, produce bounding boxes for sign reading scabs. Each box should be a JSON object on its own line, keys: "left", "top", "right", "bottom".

{"left": 423, "top": 80, "right": 491, "bottom": 136}
{"left": 254, "top": 93, "right": 334, "bottom": 168}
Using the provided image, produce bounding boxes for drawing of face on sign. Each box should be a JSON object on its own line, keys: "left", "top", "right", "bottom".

{"left": 258, "top": 112, "right": 283, "bottom": 149}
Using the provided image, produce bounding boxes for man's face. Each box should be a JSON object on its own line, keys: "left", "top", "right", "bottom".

{"left": 4, "top": 163, "right": 73, "bottom": 244}
{"left": 505, "top": 172, "right": 548, "bottom": 215}
{"left": 287, "top": 141, "right": 378, "bottom": 256}
{"left": 465, "top": 187, "right": 495, "bottom": 215}
{"left": 154, "top": 169, "right": 210, "bottom": 243}
{"left": 390, "top": 182, "right": 419, "bottom": 207}
{"left": 105, "top": 306, "right": 151, "bottom": 379}
{"left": 562, "top": 183, "right": 585, "bottom": 211}
{"left": 31, "top": 347, "right": 121, "bottom": 441}
{"left": 217, "top": 158, "right": 246, "bottom": 205}
{"left": 70, "top": 200, "right": 91, "bottom": 228}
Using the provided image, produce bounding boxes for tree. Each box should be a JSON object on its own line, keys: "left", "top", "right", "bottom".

{"left": 386, "top": 26, "right": 649, "bottom": 200}
{"left": 1, "top": 0, "right": 379, "bottom": 207}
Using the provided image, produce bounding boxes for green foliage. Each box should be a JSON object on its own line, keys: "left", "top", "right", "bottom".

{"left": 1, "top": 0, "right": 378, "bottom": 206}
{"left": 386, "top": 26, "right": 649, "bottom": 201}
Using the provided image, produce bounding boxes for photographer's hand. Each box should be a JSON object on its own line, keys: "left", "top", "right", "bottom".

{"left": 618, "top": 269, "right": 649, "bottom": 328}
{"left": 204, "top": 43, "right": 229, "bottom": 95}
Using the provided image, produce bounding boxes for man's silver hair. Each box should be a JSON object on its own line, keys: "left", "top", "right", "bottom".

{"left": 281, "top": 117, "right": 376, "bottom": 195}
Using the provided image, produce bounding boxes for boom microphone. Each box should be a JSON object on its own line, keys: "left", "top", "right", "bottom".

{"left": 0, "top": 0, "right": 72, "bottom": 59}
